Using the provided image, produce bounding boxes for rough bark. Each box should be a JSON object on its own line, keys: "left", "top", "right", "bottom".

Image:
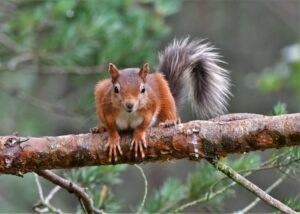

{"left": 0, "top": 113, "right": 299, "bottom": 175}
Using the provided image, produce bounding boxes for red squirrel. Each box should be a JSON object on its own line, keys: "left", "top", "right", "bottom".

{"left": 91, "top": 38, "right": 231, "bottom": 162}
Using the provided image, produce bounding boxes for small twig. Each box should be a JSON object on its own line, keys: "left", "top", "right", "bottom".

{"left": 238, "top": 157, "right": 300, "bottom": 174}
{"left": 135, "top": 164, "right": 148, "bottom": 214}
{"left": 240, "top": 168, "right": 290, "bottom": 213}
{"left": 36, "top": 170, "right": 104, "bottom": 214}
{"left": 210, "top": 156, "right": 300, "bottom": 191}
{"left": 157, "top": 199, "right": 183, "bottom": 213}
{"left": 79, "top": 198, "right": 89, "bottom": 214}
{"left": 173, "top": 157, "right": 282, "bottom": 213}
{"left": 45, "top": 186, "right": 61, "bottom": 203}
{"left": 33, "top": 173, "right": 63, "bottom": 214}
{"left": 236, "top": 164, "right": 284, "bottom": 174}
{"left": 98, "top": 185, "right": 108, "bottom": 208}
{"left": 172, "top": 181, "right": 236, "bottom": 213}
{"left": 34, "top": 203, "right": 63, "bottom": 214}
{"left": 8, "top": 53, "right": 34, "bottom": 69}
{"left": 34, "top": 173, "right": 45, "bottom": 201}
{"left": 173, "top": 151, "right": 296, "bottom": 213}
{"left": 208, "top": 159, "right": 297, "bottom": 214}
{"left": 278, "top": 168, "right": 300, "bottom": 183}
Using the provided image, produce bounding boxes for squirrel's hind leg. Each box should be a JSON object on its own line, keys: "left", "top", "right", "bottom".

{"left": 90, "top": 125, "right": 107, "bottom": 134}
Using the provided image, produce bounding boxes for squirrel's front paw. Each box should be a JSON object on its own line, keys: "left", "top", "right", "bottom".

{"left": 105, "top": 136, "right": 123, "bottom": 162}
{"left": 130, "top": 133, "right": 147, "bottom": 159}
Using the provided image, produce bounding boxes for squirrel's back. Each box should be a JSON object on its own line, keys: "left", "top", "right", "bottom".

{"left": 158, "top": 38, "right": 231, "bottom": 118}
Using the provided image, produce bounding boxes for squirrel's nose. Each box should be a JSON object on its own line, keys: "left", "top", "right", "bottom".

{"left": 125, "top": 103, "right": 134, "bottom": 110}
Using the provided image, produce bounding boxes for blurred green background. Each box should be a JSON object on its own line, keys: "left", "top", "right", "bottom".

{"left": 0, "top": 0, "right": 299, "bottom": 213}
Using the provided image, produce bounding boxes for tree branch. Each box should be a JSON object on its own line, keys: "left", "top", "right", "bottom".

{"left": 208, "top": 160, "right": 296, "bottom": 214}
{"left": 239, "top": 168, "right": 289, "bottom": 213}
{"left": 0, "top": 113, "right": 299, "bottom": 174}
{"left": 36, "top": 170, "right": 104, "bottom": 214}
{"left": 33, "top": 173, "right": 63, "bottom": 214}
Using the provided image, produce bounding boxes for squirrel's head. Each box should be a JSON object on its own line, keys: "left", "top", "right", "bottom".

{"left": 108, "top": 63, "right": 149, "bottom": 113}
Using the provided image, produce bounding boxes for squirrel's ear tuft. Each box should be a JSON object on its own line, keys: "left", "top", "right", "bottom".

{"left": 139, "top": 63, "right": 149, "bottom": 80}
{"left": 108, "top": 63, "right": 120, "bottom": 82}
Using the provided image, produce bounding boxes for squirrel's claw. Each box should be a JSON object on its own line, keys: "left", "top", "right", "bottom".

{"left": 130, "top": 137, "right": 147, "bottom": 159}
{"left": 105, "top": 137, "right": 122, "bottom": 163}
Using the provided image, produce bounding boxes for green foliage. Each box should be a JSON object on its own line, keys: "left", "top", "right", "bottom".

{"left": 188, "top": 163, "right": 223, "bottom": 198}
{"left": 145, "top": 178, "right": 187, "bottom": 213}
{"left": 283, "top": 197, "right": 300, "bottom": 212}
{"left": 227, "top": 153, "right": 261, "bottom": 171}
{"left": 271, "top": 147, "right": 300, "bottom": 168}
{"left": 67, "top": 165, "right": 128, "bottom": 212}
{"left": 150, "top": 0, "right": 181, "bottom": 16}
{"left": 2, "top": 0, "right": 179, "bottom": 68}
{"left": 68, "top": 165, "right": 128, "bottom": 186}
{"left": 272, "top": 102, "right": 287, "bottom": 115}
{"left": 187, "top": 162, "right": 234, "bottom": 212}
{"left": 256, "top": 43, "right": 300, "bottom": 109}
{"left": 144, "top": 157, "right": 260, "bottom": 213}
{"left": 255, "top": 47, "right": 299, "bottom": 214}
{"left": 0, "top": 0, "right": 182, "bottom": 212}
{"left": 256, "top": 69, "right": 284, "bottom": 92}
{"left": 0, "top": 0, "right": 180, "bottom": 134}
{"left": 185, "top": 154, "right": 260, "bottom": 212}
{"left": 91, "top": 187, "right": 122, "bottom": 213}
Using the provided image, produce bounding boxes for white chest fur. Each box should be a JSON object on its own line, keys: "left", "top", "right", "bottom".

{"left": 116, "top": 110, "right": 144, "bottom": 130}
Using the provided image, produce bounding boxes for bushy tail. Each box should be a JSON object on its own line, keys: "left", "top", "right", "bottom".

{"left": 158, "top": 38, "right": 231, "bottom": 118}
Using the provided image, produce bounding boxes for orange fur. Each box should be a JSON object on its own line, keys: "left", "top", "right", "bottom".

{"left": 94, "top": 64, "right": 179, "bottom": 162}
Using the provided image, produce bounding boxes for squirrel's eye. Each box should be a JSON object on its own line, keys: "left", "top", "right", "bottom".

{"left": 114, "top": 86, "right": 119, "bottom": 94}
{"left": 141, "top": 85, "right": 146, "bottom": 93}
